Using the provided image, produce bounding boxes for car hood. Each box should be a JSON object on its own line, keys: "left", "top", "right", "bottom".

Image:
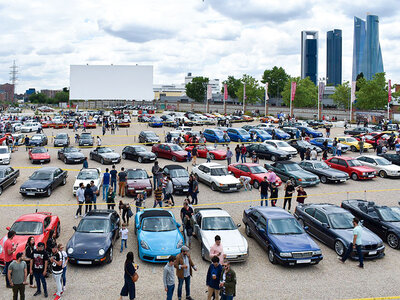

{"left": 201, "top": 230, "right": 247, "bottom": 253}
{"left": 269, "top": 233, "right": 320, "bottom": 252}
{"left": 74, "top": 179, "right": 100, "bottom": 189}
{"left": 291, "top": 170, "right": 318, "bottom": 179}
{"left": 211, "top": 175, "right": 240, "bottom": 184}
{"left": 316, "top": 168, "right": 348, "bottom": 177}
{"left": 100, "top": 153, "right": 120, "bottom": 159}
{"left": 139, "top": 229, "right": 182, "bottom": 251}
{"left": 381, "top": 164, "right": 400, "bottom": 171}
{"left": 351, "top": 166, "right": 375, "bottom": 172}
{"left": 139, "top": 151, "right": 157, "bottom": 158}
{"left": 127, "top": 178, "right": 151, "bottom": 189}
{"left": 173, "top": 150, "right": 187, "bottom": 157}
{"left": 0, "top": 153, "right": 10, "bottom": 159}
{"left": 68, "top": 232, "right": 111, "bottom": 254}
{"left": 172, "top": 177, "right": 189, "bottom": 187}
{"left": 382, "top": 221, "right": 400, "bottom": 232}
{"left": 334, "top": 228, "right": 382, "bottom": 245}
{"left": 279, "top": 146, "right": 297, "bottom": 153}
{"left": 55, "top": 138, "right": 68, "bottom": 143}
{"left": 66, "top": 152, "right": 85, "bottom": 159}
{"left": 21, "top": 180, "right": 51, "bottom": 189}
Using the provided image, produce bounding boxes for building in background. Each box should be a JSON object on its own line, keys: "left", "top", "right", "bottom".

{"left": 41, "top": 89, "right": 62, "bottom": 98}
{"left": 301, "top": 31, "right": 318, "bottom": 85}
{"left": 153, "top": 84, "right": 185, "bottom": 100}
{"left": 352, "top": 14, "right": 384, "bottom": 81}
{"left": 0, "top": 83, "right": 15, "bottom": 102}
{"left": 326, "top": 29, "right": 342, "bottom": 86}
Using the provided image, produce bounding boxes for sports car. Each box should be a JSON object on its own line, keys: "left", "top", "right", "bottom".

{"left": 73, "top": 168, "right": 102, "bottom": 196}
{"left": 29, "top": 147, "right": 50, "bottom": 164}
{"left": 78, "top": 132, "right": 94, "bottom": 147}
{"left": 152, "top": 143, "right": 187, "bottom": 162}
{"left": 248, "top": 129, "right": 272, "bottom": 142}
{"left": 228, "top": 163, "right": 282, "bottom": 188}
{"left": 184, "top": 145, "right": 226, "bottom": 160}
{"left": 162, "top": 165, "right": 189, "bottom": 194}
{"left": 53, "top": 133, "right": 69, "bottom": 147}
{"left": 125, "top": 168, "right": 153, "bottom": 197}
{"left": 86, "top": 120, "right": 97, "bottom": 129}
{"left": 122, "top": 145, "right": 157, "bottom": 163}
{"left": 20, "top": 167, "right": 67, "bottom": 197}
{"left": 90, "top": 147, "right": 121, "bottom": 165}
{"left": 263, "top": 128, "right": 291, "bottom": 140}
{"left": 245, "top": 143, "right": 291, "bottom": 162}
{"left": 28, "top": 134, "right": 48, "bottom": 147}
{"left": 337, "top": 136, "right": 373, "bottom": 152}
{"left": 296, "top": 126, "right": 323, "bottom": 138}
{"left": 58, "top": 147, "right": 86, "bottom": 164}
{"left": 298, "top": 160, "right": 349, "bottom": 184}
{"left": 310, "top": 138, "right": 350, "bottom": 153}
{"left": 138, "top": 131, "right": 161, "bottom": 145}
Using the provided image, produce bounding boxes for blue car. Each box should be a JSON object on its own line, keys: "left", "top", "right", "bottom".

{"left": 242, "top": 206, "right": 323, "bottom": 266}
{"left": 310, "top": 138, "right": 350, "bottom": 153}
{"left": 203, "top": 128, "right": 230, "bottom": 143}
{"left": 135, "top": 209, "right": 184, "bottom": 263}
{"left": 248, "top": 129, "right": 272, "bottom": 142}
{"left": 296, "top": 126, "right": 323, "bottom": 138}
{"left": 148, "top": 117, "right": 163, "bottom": 127}
{"left": 227, "top": 128, "right": 251, "bottom": 142}
{"left": 264, "top": 128, "right": 290, "bottom": 140}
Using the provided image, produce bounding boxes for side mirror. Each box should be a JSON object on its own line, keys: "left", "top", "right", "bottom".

{"left": 73, "top": 226, "right": 77, "bottom": 231}
{"left": 6, "top": 226, "right": 10, "bottom": 231}
{"left": 321, "top": 223, "right": 330, "bottom": 229}
{"left": 259, "top": 228, "right": 266, "bottom": 234}
{"left": 304, "top": 226, "right": 309, "bottom": 231}
{"left": 237, "top": 223, "right": 241, "bottom": 228}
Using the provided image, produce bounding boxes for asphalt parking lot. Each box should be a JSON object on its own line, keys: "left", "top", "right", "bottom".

{"left": 1, "top": 118, "right": 400, "bottom": 300}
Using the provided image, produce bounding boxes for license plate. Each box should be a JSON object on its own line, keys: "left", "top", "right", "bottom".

{"left": 368, "top": 175, "right": 374, "bottom": 178}
{"left": 27, "top": 192, "right": 35, "bottom": 196}
{"left": 136, "top": 190, "right": 143, "bottom": 193}
{"left": 113, "top": 160, "right": 119, "bottom": 162}
{"left": 229, "top": 188, "right": 237, "bottom": 191}
{"left": 150, "top": 158, "right": 155, "bottom": 160}
{"left": 183, "top": 189, "right": 188, "bottom": 192}
{"left": 297, "top": 259, "right": 311, "bottom": 264}
{"left": 226, "top": 255, "right": 237, "bottom": 259}
{"left": 340, "top": 179, "right": 346, "bottom": 182}
{"left": 156, "top": 256, "right": 169, "bottom": 260}
{"left": 84, "top": 144, "right": 89, "bottom": 146}
{"left": 369, "top": 250, "right": 377, "bottom": 255}
{"left": 75, "top": 159, "right": 81, "bottom": 162}
{"left": 77, "top": 260, "right": 92, "bottom": 265}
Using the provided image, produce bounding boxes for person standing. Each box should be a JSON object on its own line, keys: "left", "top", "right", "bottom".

{"left": 283, "top": 180, "right": 295, "bottom": 212}
{"left": 119, "top": 201, "right": 132, "bottom": 225}
{"left": 305, "top": 148, "right": 311, "bottom": 160}
{"left": 339, "top": 218, "right": 364, "bottom": 268}
{"left": 226, "top": 147, "right": 233, "bottom": 166}
{"left": 84, "top": 183, "right": 94, "bottom": 214}
{"left": 299, "top": 147, "right": 305, "bottom": 161}
{"left": 120, "top": 224, "right": 129, "bottom": 253}
{"left": 332, "top": 138, "right": 338, "bottom": 156}
{"left": 325, "top": 127, "right": 330, "bottom": 138}
{"left": 164, "top": 256, "right": 176, "bottom": 300}
{"left": 58, "top": 244, "right": 68, "bottom": 293}
{"left": 240, "top": 144, "right": 247, "bottom": 163}
{"left": 175, "top": 246, "right": 197, "bottom": 300}
{"left": 209, "top": 235, "right": 226, "bottom": 264}
{"left": 310, "top": 148, "right": 318, "bottom": 160}
{"left": 118, "top": 167, "right": 127, "bottom": 197}
{"left": 234, "top": 145, "right": 240, "bottom": 163}
{"left": 90, "top": 180, "right": 99, "bottom": 210}
{"left": 206, "top": 256, "right": 223, "bottom": 300}
{"left": 183, "top": 214, "right": 194, "bottom": 248}
{"left": 165, "top": 176, "right": 175, "bottom": 206}
{"left": 151, "top": 161, "right": 162, "bottom": 190}
{"left": 31, "top": 242, "right": 48, "bottom": 298}
{"left": 102, "top": 168, "right": 110, "bottom": 202}
{"left": 4, "top": 230, "right": 18, "bottom": 288}
{"left": 23, "top": 236, "right": 35, "bottom": 288}
{"left": 296, "top": 186, "right": 307, "bottom": 205}
{"left": 50, "top": 244, "right": 63, "bottom": 300}
{"left": 97, "top": 136, "right": 102, "bottom": 147}
{"left": 337, "top": 142, "right": 342, "bottom": 157}
{"left": 191, "top": 176, "right": 199, "bottom": 205}
{"left": 75, "top": 182, "right": 85, "bottom": 218}
{"left": 107, "top": 186, "right": 116, "bottom": 210}
{"left": 191, "top": 146, "right": 198, "bottom": 166}
{"left": 267, "top": 169, "right": 277, "bottom": 185}
{"left": 7, "top": 252, "right": 27, "bottom": 300}
{"left": 322, "top": 149, "right": 328, "bottom": 161}
{"left": 154, "top": 186, "right": 163, "bottom": 208}
{"left": 219, "top": 261, "right": 236, "bottom": 300}
{"left": 24, "top": 135, "right": 30, "bottom": 151}
{"left": 269, "top": 183, "right": 278, "bottom": 207}
{"left": 82, "top": 157, "right": 88, "bottom": 169}
{"left": 259, "top": 177, "right": 269, "bottom": 206}
{"left": 110, "top": 165, "right": 118, "bottom": 191}
{"left": 359, "top": 136, "right": 365, "bottom": 155}
{"left": 119, "top": 251, "right": 137, "bottom": 300}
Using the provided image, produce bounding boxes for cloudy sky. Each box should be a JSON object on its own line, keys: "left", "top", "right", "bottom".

{"left": 1, "top": 0, "right": 400, "bottom": 93}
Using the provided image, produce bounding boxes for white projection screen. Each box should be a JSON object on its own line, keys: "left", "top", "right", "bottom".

{"left": 70, "top": 65, "right": 153, "bottom": 100}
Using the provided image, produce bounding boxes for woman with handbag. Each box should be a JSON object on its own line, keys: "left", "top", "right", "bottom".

{"left": 119, "top": 251, "right": 138, "bottom": 300}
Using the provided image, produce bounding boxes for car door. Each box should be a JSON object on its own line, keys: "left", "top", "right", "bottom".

{"left": 201, "top": 166, "right": 211, "bottom": 184}
{"left": 43, "top": 217, "right": 52, "bottom": 244}
{"left": 258, "top": 144, "right": 269, "bottom": 159}
{"left": 336, "top": 158, "right": 349, "bottom": 173}
{"left": 164, "top": 145, "right": 172, "bottom": 159}
{"left": 4, "top": 167, "right": 14, "bottom": 187}
{"left": 240, "top": 165, "right": 251, "bottom": 177}
{"left": 274, "top": 163, "right": 288, "bottom": 181}
{"left": 53, "top": 169, "right": 63, "bottom": 188}
{"left": 301, "top": 207, "right": 316, "bottom": 230}
{"left": 311, "top": 209, "right": 334, "bottom": 245}
{"left": 247, "top": 210, "right": 261, "bottom": 237}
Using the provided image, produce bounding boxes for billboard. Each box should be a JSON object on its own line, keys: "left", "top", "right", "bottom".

{"left": 70, "top": 65, "right": 153, "bottom": 100}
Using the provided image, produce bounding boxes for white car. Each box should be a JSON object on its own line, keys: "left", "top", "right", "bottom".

{"left": 264, "top": 140, "right": 298, "bottom": 156}
{"left": 192, "top": 162, "right": 242, "bottom": 192}
{"left": 192, "top": 208, "right": 248, "bottom": 262}
{"left": 11, "top": 123, "right": 22, "bottom": 132}
{"left": 73, "top": 168, "right": 102, "bottom": 196}
{"left": 176, "top": 126, "right": 192, "bottom": 134}
{"left": 0, "top": 146, "right": 11, "bottom": 165}
{"left": 21, "top": 122, "right": 41, "bottom": 133}
{"left": 356, "top": 155, "right": 400, "bottom": 178}
{"left": 256, "top": 123, "right": 276, "bottom": 130}
{"left": 165, "top": 131, "right": 181, "bottom": 142}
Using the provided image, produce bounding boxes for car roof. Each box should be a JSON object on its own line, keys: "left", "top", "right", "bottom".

{"left": 235, "top": 163, "right": 259, "bottom": 167}
{"left": 199, "top": 162, "right": 224, "bottom": 168}
{"left": 330, "top": 156, "right": 353, "bottom": 160}
{"left": 17, "top": 212, "right": 54, "bottom": 222}
{"left": 300, "top": 203, "right": 345, "bottom": 214}
{"left": 357, "top": 155, "right": 380, "bottom": 159}
{"left": 139, "top": 209, "right": 173, "bottom": 221}
{"left": 196, "top": 208, "right": 230, "bottom": 217}
{"left": 253, "top": 207, "right": 293, "bottom": 219}
{"left": 84, "top": 209, "right": 114, "bottom": 219}
{"left": 274, "top": 161, "right": 296, "bottom": 165}
{"left": 164, "top": 164, "right": 185, "bottom": 170}
{"left": 35, "top": 167, "right": 59, "bottom": 172}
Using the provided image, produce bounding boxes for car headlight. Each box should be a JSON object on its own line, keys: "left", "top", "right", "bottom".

{"left": 140, "top": 240, "right": 149, "bottom": 250}
{"left": 99, "top": 249, "right": 105, "bottom": 256}
{"left": 377, "top": 241, "right": 384, "bottom": 247}
{"left": 280, "top": 252, "right": 292, "bottom": 257}
{"left": 219, "top": 183, "right": 225, "bottom": 187}
{"left": 67, "top": 248, "right": 74, "bottom": 254}
{"left": 20, "top": 188, "right": 25, "bottom": 192}
{"left": 177, "top": 239, "right": 183, "bottom": 249}
{"left": 298, "top": 178, "right": 302, "bottom": 182}
{"left": 313, "top": 250, "right": 322, "bottom": 255}
{"left": 38, "top": 189, "right": 43, "bottom": 192}
{"left": 362, "top": 172, "right": 366, "bottom": 176}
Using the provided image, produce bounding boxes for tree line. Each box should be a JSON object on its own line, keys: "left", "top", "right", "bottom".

{"left": 28, "top": 88, "right": 69, "bottom": 105}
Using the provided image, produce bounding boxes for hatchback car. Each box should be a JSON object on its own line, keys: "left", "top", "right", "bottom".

{"left": 29, "top": 147, "right": 50, "bottom": 164}
{"left": 325, "top": 156, "right": 376, "bottom": 180}
{"left": 162, "top": 165, "right": 189, "bottom": 194}
{"left": 90, "top": 147, "right": 121, "bottom": 165}
{"left": 226, "top": 128, "right": 251, "bottom": 142}
{"left": 58, "top": 147, "right": 86, "bottom": 164}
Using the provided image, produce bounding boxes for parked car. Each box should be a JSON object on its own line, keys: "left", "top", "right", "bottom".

{"left": 310, "top": 138, "right": 350, "bottom": 153}
{"left": 344, "top": 127, "right": 373, "bottom": 136}
{"left": 289, "top": 140, "right": 322, "bottom": 154}
{"left": 135, "top": 209, "right": 184, "bottom": 263}
{"left": 126, "top": 168, "right": 153, "bottom": 197}
{"left": 184, "top": 145, "right": 226, "bottom": 160}
{"left": 248, "top": 129, "right": 272, "bottom": 142}
{"left": 29, "top": 134, "right": 48, "bottom": 147}
{"left": 57, "top": 147, "right": 86, "bottom": 164}
{"left": 67, "top": 209, "right": 120, "bottom": 265}
{"left": 192, "top": 208, "right": 248, "bottom": 262}
{"left": 246, "top": 143, "right": 290, "bottom": 162}
{"left": 0, "top": 166, "right": 19, "bottom": 195}
{"left": 122, "top": 145, "right": 157, "bottom": 163}
{"left": 54, "top": 132, "right": 70, "bottom": 147}
{"left": 294, "top": 203, "right": 385, "bottom": 259}
{"left": 324, "top": 156, "right": 376, "bottom": 180}
{"left": 296, "top": 126, "right": 323, "bottom": 138}
{"left": 263, "top": 128, "right": 291, "bottom": 140}
{"left": 265, "top": 161, "right": 320, "bottom": 187}
{"left": 228, "top": 163, "right": 282, "bottom": 188}
{"left": 192, "top": 162, "right": 242, "bottom": 192}
{"left": 29, "top": 147, "right": 50, "bottom": 164}
{"left": 78, "top": 132, "right": 94, "bottom": 147}
{"left": 242, "top": 206, "right": 323, "bottom": 266}
{"left": 151, "top": 143, "right": 187, "bottom": 162}
{"left": 203, "top": 129, "right": 230, "bottom": 143}
{"left": 264, "top": 140, "right": 297, "bottom": 157}
{"left": 73, "top": 168, "right": 102, "bottom": 196}
{"left": 148, "top": 116, "right": 164, "bottom": 127}
{"left": 241, "top": 124, "right": 256, "bottom": 131}
{"left": 20, "top": 167, "right": 68, "bottom": 197}
{"left": 162, "top": 165, "right": 189, "bottom": 194}
{"left": 90, "top": 147, "right": 121, "bottom": 165}
{"left": 281, "top": 127, "right": 300, "bottom": 139}
{"left": 138, "top": 131, "right": 161, "bottom": 145}
{"left": 337, "top": 136, "right": 373, "bottom": 152}
{"left": 86, "top": 120, "right": 97, "bottom": 129}
{"left": 226, "top": 128, "right": 251, "bottom": 142}
{"left": 379, "top": 153, "right": 400, "bottom": 166}
{"left": 298, "top": 160, "right": 349, "bottom": 184}
{"left": 0, "top": 146, "right": 11, "bottom": 165}
{"left": 21, "top": 122, "right": 41, "bottom": 133}
{"left": 356, "top": 155, "right": 400, "bottom": 178}
{"left": 341, "top": 199, "right": 400, "bottom": 249}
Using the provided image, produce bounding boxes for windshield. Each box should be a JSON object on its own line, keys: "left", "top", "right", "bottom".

{"left": 31, "top": 148, "right": 46, "bottom": 154}
{"left": 276, "top": 141, "right": 290, "bottom": 147}
{"left": 202, "top": 217, "right": 236, "bottom": 230}
{"left": 56, "top": 134, "right": 67, "bottom": 139}
{"left": 77, "top": 219, "right": 110, "bottom": 233}
{"left": 0, "top": 148, "right": 9, "bottom": 154}
{"left": 170, "top": 169, "right": 189, "bottom": 178}
{"left": 375, "top": 158, "right": 391, "bottom": 165}
{"left": 268, "top": 218, "right": 304, "bottom": 234}
{"left": 328, "top": 213, "right": 354, "bottom": 229}
{"left": 237, "top": 129, "right": 248, "bottom": 135}
{"left": 347, "top": 160, "right": 363, "bottom": 167}
{"left": 77, "top": 170, "right": 99, "bottom": 180}
{"left": 64, "top": 147, "right": 79, "bottom": 153}
{"left": 313, "top": 162, "right": 330, "bottom": 169}
{"left": 170, "top": 145, "right": 183, "bottom": 151}
{"left": 214, "top": 130, "right": 224, "bottom": 136}
{"left": 346, "top": 137, "right": 357, "bottom": 142}
{"left": 145, "top": 132, "right": 157, "bottom": 137}
{"left": 134, "top": 146, "right": 146, "bottom": 152}
{"left": 81, "top": 133, "right": 91, "bottom": 138}
{"left": 250, "top": 166, "right": 267, "bottom": 174}
{"left": 98, "top": 148, "right": 113, "bottom": 153}
{"left": 142, "top": 217, "right": 176, "bottom": 232}
{"left": 10, "top": 221, "right": 43, "bottom": 235}
{"left": 275, "top": 129, "right": 285, "bottom": 135}
{"left": 377, "top": 207, "right": 400, "bottom": 222}
{"left": 127, "top": 170, "right": 148, "bottom": 179}
{"left": 210, "top": 168, "right": 228, "bottom": 176}
{"left": 284, "top": 164, "right": 302, "bottom": 171}
{"left": 30, "top": 171, "right": 52, "bottom": 180}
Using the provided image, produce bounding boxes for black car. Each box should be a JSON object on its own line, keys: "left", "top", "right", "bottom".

{"left": 0, "top": 166, "right": 19, "bottom": 195}
{"left": 289, "top": 140, "right": 322, "bottom": 154}
{"left": 298, "top": 160, "right": 349, "bottom": 184}
{"left": 67, "top": 209, "right": 120, "bottom": 265}
{"left": 122, "top": 145, "right": 157, "bottom": 163}
{"left": 163, "top": 165, "right": 189, "bottom": 194}
{"left": 160, "top": 115, "right": 176, "bottom": 127}
{"left": 138, "top": 131, "right": 161, "bottom": 145}
{"left": 281, "top": 127, "right": 300, "bottom": 139}
{"left": 246, "top": 143, "right": 290, "bottom": 162}
{"left": 294, "top": 203, "right": 385, "bottom": 259}
{"left": 78, "top": 132, "right": 94, "bottom": 146}
{"left": 20, "top": 167, "right": 67, "bottom": 197}
{"left": 58, "top": 147, "right": 86, "bottom": 164}
{"left": 241, "top": 124, "right": 256, "bottom": 131}
{"left": 342, "top": 199, "right": 400, "bottom": 249}
{"left": 344, "top": 127, "right": 373, "bottom": 136}
{"left": 54, "top": 132, "right": 70, "bottom": 147}
{"left": 29, "top": 134, "right": 48, "bottom": 146}
{"left": 379, "top": 153, "right": 400, "bottom": 166}
{"left": 90, "top": 147, "right": 121, "bottom": 165}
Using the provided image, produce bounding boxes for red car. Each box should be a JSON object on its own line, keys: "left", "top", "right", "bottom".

{"left": 125, "top": 168, "right": 152, "bottom": 197}
{"left": 0, "top": 133, "right": 13, "bottom": 145}
{"left": 52, "top": 120, "right": 67, "bottom": 129}
{"left": 29, "top": 147, "right": 50, "bottom": 164}
{"left": 41, "top": 120, "right": 53, "bottom": 128}
{"left": 151, "top": 143, "right": 187, "bottom": 162}
{"left": 228, "top": 163, "right": 282, "bottom": 188}
{"left": 324, "top": 156, "right": 376, "bottom": 180}
{"left": 183, "top": 131, "right": 200, "bottom": 143}
{"left": 0, "top": 212, "right": 60, "bottom": 266}
{"left": 86, "top": 120, "right": 97, "bottom": 129}
{"left": 185, "top": 145, "right": 227, "bottom": 160}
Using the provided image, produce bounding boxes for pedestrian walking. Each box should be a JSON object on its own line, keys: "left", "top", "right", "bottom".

{"left": 119, "top": 251, "right": 137, "bottom": 300}
{"left": 191, "top": 146, "right": 197, "bottom": 166}
{"left": 24, "top": 135, "right": 30, "bottom": 151}
{"left": 23, "top": 236, "right": 35, "bottom": 288}
{"left": 151, "top": 161, "right": 162, "bottom": 190}
{"left": 102, "top": 125, "right": 106, "bottom": 136}
{"left": 135, "top": 193, "right": 145, "bottom": 213}
{"left": 240, "top": 144, "right": 246, "bottom": 163}
{"left": 90, "top": 180, "right": 99, "bottom": 210}
{"left": 226, "top": 147, "right": 233, "bottom": 166}
{"left": 175, "top": 246, "right": 197, "bottom": 300}
{"left": 119, "top": 201, "right": 133, "bottom": 225}
{"left": 296, "top": 186, "right": 307, "bottom": 205}
{"left": 50, "top": 244, "right": 63, "bottom": 300}
{"left": 326, "top": 127, "right": 330, "bottom": 138}
{"left": 259, "top": 177, "right": 269, "bottom": 206}
{"left": 58, "top": 244, "right": 68, "bottom": 293}
{"left": 339, "top": 218, "right": 364, "bottom": 268}
{"left": 107, "top": 186, "right": 116, "bottom": 210}
{"left": 251, "top": 151, "right": 258, "bottom": 163}
{"left": 120, "top": 224, "right": 129, "bottom": 253}
{"left": 219, "top": 261, "right": 236, "bottom": 300}
{"left": 75, "top": 182, "right": 85, "bottom": 218}
{"left": 209, "top": 235, "right": 226, "bottom": 264}
{"left": 154, "top": 186, "right": 163, "bottom": 208}
{"left": 82, "top": 157, "right": 88, "bottom": 169}
{"left": 164, "top": 256, "right": 176, "bottom": 300}
{"left": 206, "top": 256, "right": 223, "bottom": 300}
{"left": 283, "top": 180, "right": 295, "bottom": 212}
{"left": 4, "top": 230, "right": 18, "bottom": 288}
{"left": 84, "top": 183, "right": 94, "bottom": 214}
{"left": 118, "top": 167, "right": 127, "bottom": 197}
{"left": 269, "top": 182, "right": 278, "bottom": 207}
{"left": 97, "top": 136, "right": 102, "bottom": 146}
{"left": 234, "top": 145, "right": 240, "bottom": 163}
{"left": 102, "top": 168, "right": 110, "bottom": 201}
{"left": 31, "top": 242, "right": 48, "bottom": 298}
{"left": 165, "top": 176, "right": 175, "bottom": 206}
{"left": 7, "top": 252, "right": 27, "bottom": 300}
{"left": 206, "top": 151, "right": 211, "bottom": 163}
{"left": 110, "top": 165, "right": 118, "bottom": 191}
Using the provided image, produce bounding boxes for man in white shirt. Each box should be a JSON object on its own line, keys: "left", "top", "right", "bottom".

{"left": 75, "top": 183, "right": 85, "bottom": 218}
{"left": 310, "top": 148, "right": 318, "bottom": 160}
{"left": 339, "top": 217, "right": 364, "bottom": 268}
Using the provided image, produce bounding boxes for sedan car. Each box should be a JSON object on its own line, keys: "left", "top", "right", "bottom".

{"left": 337, "top": 136, "right": 373, "bottom": 152}
{"left": 135, "top": 209, "right": 184, "bottom": 263}
{"left": 21, "top": 122, "right": 41, "bottom": 133}
{"left": 29, "top": 147, "right": 50, "bottom": 164}
{"left": 341, "top": 199, "right": 400, "bottom": 249}
{"left": 0, "top": 166, "right": 19, "bottom": 195}
{"left": 295, "top": 203, "right": 385, "bottom": 259}
{"left": 163, "top": 165, "right": 189, "bottom": 194}
{"left": 310, "top": 138, "right": 350, "bottom": 153}
{"left": 126, "top": 168, "right": 153, "bottom": 197}
{"left": 20, "top": 167, "right": 67, "bottom": 197}
{"left": 58, "top": 147, "right": 86, "bottom": 164}
{"left": 0, "top": 212, "right": 60, "bottom": 266}
{"left": 325, "top": 156, "right": 376, "bottom": 180}
{"left": 344, "top": 127, "right": 373, "bottom": 136}
{"left": 298, "top": 160, "right": 349, "bottom": 184}
{"left": 78, "top": 132, "right": 94, "bottom": 147}
{"left": 185, "top": 145, "right": 226, "bottom": 160}
{"left": 379, "top": 153, "right": 400, "bottom": 166}
{"left": 263, "top": 128, "right": 291, "bottom": 140}
{"left": 122, "top": 145, "right": 157, "bottom": 163}
{"left": 289, "top": 140, "right": 322, "bottom": 154}
{"left": 0, "top": 146, "right": 11, "bottom": 165}
{"left": 246, "top": 143, "right": 291, "bottom": 162}
{"left": 152, "top": 143, "right": 187, "bottom": 162}
{"left": 296, "top": 126, "right": 323, "bottom": 138}
{"left": 139, "top": 131, "right": 161, "bottom": 145}
{"left": 54, "top": 132, "right": 70, "bottom": 147}
{"left": 73, "top": 168, "right": 102, "bottom": 196}
{"left": 226, "top": 128, "right": 251, "bottom": 142}
{"left": 243, "top": 206, "right": 323, "bottom": 266}
{"left": 67, "top": 209, "right": 120, "bottom": 265}
{"left": 281, "top": 127, "right": 300, "bottom": 139}
{"left": 90, "top": 147, "right": 121, "bottom": 165}
{"left": 203, "top": 129, "right": 230, "bottom": 144}
{"left": 356, "top": 155, "right": 400, "bottom": 178}
{"left": 228, "top": 163, "right": 282, "bottom": 188}
{"left": 192, "top": 208, "right": 248, "bottom": 262}
{"left": 29, "top": 134, "right": 48, "bottom": 147}
{"left": 265, "top": 161, "right": 320, "bottom": 187}
{"left": 192, "top": 162, "right": 242, "bottom": 192}
{"left": 264, "top": 140, "right": 297, "bottom": 156}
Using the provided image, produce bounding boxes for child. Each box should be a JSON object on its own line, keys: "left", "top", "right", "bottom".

{"left": 206, "top": 151, "right": 211, "bottom": 163}
{"left": 135, "top": 193, "right": 144, "bottom": 213}
{"left": 120, "top": 224, "right": 129, "bottom": 253}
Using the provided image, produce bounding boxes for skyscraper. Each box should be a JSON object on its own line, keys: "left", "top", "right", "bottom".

{"left": 301, "top": 31, "right": 318, "bottom": 85}
{"left": 352, "top": 15, "right": 384, "bottom": 81}
{"left": 327, "top": 29, "right": 342, "bottom": 86}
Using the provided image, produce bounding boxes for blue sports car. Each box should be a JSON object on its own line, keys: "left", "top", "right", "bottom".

{"left": 148, "top": 117, "right": 164, "bottom": 127}
{"left": 248, "top": 129, "right": 272, "bottom": 142}
{"left": 296, "top": 126, "right": 323, "bottom": 138}
{"left": 135, "top": 209, "right": 184, "bottom": 263}
{"left": 242, "top": 206, "right": 323, "bottom": 266}
{"left": 310, "top": 137, "right": 350, "bottom": 153}
{"left": 264, "top": 128, "right": 290, "bottom": 140}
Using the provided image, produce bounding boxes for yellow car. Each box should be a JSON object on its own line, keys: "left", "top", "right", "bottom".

{"left": 337, "top": 136, "right": 373, "bottom": 152}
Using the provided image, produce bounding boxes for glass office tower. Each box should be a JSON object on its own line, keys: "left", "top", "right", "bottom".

{"left": 327, "top": 29, "right": 342, "bottom": 86}
{"left": 301, "top": 31, "right": 318, "bottom": 85}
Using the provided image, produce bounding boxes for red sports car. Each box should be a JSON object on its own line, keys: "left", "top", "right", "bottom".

{"left": 183, "top": 131, "right": 200, "bottom": 143}
{"left": 325, "top": 156, "right": 376, "bottom": 180}
{"left": 125, "top": 168, "right": 152, "bottom": 197}
{"left": 185, "top": 145, "right": 227, "bottom": 160}
{"left": 52, "top": 120, "right": 67, "bottom": 129}
{"left": 86, "top": 120, "right": 97, "bottom": 129}
{"left": 151, "top": 143, "right": 187, "bottom": 162}
{"left": 0, "top": 212, "right": 60, "bottom": 266}
{"left": 0, "top": 133, "right": 14, "bottom": 146}
{"left": 228, "top": 163, "right": 282, "bottom": 188}
{"left": 41, "top": 120, "right": 53, "bottom": 128}
{"left": 29, "top": 147, "right": 50, "bottom": 164}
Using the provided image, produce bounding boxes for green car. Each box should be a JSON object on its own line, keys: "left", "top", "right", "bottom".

{"left": 264, "top": 161, "right": 320, "bottom": 187}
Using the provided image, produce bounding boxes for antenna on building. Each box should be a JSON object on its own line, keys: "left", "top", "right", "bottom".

{"left": 9, "top": 60, "right": 18, "bottom": 102}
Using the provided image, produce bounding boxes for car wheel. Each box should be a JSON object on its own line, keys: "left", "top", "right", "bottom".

{"left": 320, "top": 176, "right": 327, "bottom": 184}
{"left": 56, "top": 222, "right": 61, "bottom": 238}
{"left": 253, "top": 180, "right": 260, "bottom": 189}
{"left": 334, "top": 240, "right": 345, "bottom": 256}
{"left": 122, "top": 153, "right": 126, "bottom": 159}
{"left": 63, "top": 157, "right": 67, "bottom": 164}
{"left": 211, "top": 182, "right": 217, "bottom": 191}
{"left": 107, "top": 247, "right": 113, "bottom": 263}
{"left": 351, "top": 146, "right": 357, "bottom": 152}
{"left": 172, "top": 156, "right": 177, "bottom": 162}
{"left": 46, "top": 188, "right": 52, "bottom": 197}
{"left": 351, "top": 173, "right": 358, "bottom": 181}
{"left": 245, "top": 224, "right": 252, "bottom": 237}
{"left": 101, "top": 158, "right": 105, "bottom": 164}
{"left": 268, "top": 247, "right": 276, "bottom": 264}
{"left": 271, "top": 155, "right": 277, "bottom": 162}
{"left": 387, "top": 233, "right": 400, "bottom": 249}
{"left": 138, "top": 156, "right": 143, "bottom": 163}
{"left": 379, "top": 170, "right": 387, "bottom": 178}
{"left": 201, "top": 243, "right": 206, "bottom": 260}
{"left": 61, "top": 177, "right": 66, "bottom": 186}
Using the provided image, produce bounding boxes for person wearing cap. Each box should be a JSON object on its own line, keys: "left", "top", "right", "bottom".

{"left": 50, "top": 244, "right": 63, "bottom": 299}
{"left": 174, "top": 246, "right": 197, "bottom": 300}
{"left": 8, "top": 252, "right": 27, "bottom": 300}
{"left": 30, "top": 242, "right": 49, "bottom": 298}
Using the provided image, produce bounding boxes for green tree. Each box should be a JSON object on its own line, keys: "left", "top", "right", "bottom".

{"left": 185, "top": 77, "right": 209, "bottom": 102}
{"left": 331, "top": 81, "right": 351, "bottom": 109}
{"left": 355, "top": 73, "right": 388, "bottom": 110}
{"left": 54, "top": 90, "right": 69, "bottom": 103}
{"left": 29, "top": 93, "right": 48, "bottom": 104}
{"left": 236, "top": 74, "right": 264, "bottom": 104}
{"left": 221, "top": 76, "right": 241, "bottom": 99}
{"left": 261, "top": 66, "right": 289, "bottom": 98}
{"left": 281, "top": 77, "right": 318, "bottom": 108}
